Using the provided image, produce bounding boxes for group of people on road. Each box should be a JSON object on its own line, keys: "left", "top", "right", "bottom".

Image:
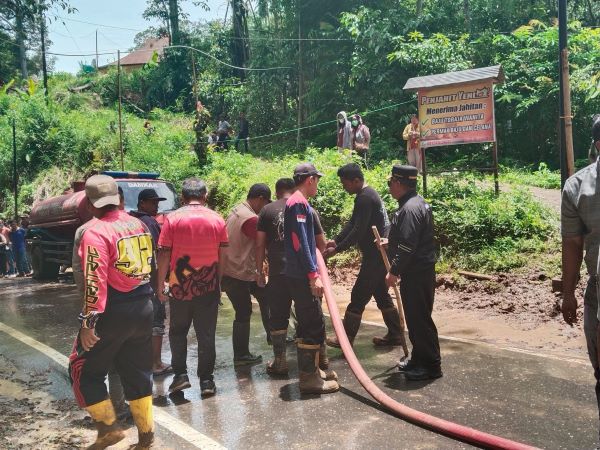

{"left": 0, "top": 218, "right": 31, "bottom": 278}
{"left": 67, "top": 159, "right": 441, "bottom": 449}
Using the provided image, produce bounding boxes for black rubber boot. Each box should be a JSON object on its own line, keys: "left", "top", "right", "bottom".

{"left": 297, "top": 342, "right": 339, "bottom": 394}
{"left": 326, "top": 310, "right": 362, "bottom": 348}
{"left": 373, "top": 307, "right": 404, "bottom": 347}
{"left": 233, "top": 320, "right": 262, "bottom": 366}
{"left": 267, "top": 329, "right": 288, "bottom": 375}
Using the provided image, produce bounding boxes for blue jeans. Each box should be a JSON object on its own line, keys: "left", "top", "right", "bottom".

{"left": 14, "top": 249, "right": 29, "bottom": 275}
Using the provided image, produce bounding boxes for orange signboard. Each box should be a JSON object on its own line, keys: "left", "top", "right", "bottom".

{"left": 418, "top": 81, "right": 496, "bottom": 148}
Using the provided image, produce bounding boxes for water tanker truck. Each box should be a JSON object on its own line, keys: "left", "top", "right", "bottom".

{"left": 26, "top": 171, "right": 178, "bottom": 280}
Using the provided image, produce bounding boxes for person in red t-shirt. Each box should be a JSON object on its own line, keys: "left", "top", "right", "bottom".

{"left": 221, "top": 184, "right": 272, "bottom": 366}
{"left": 157, "top": 178, "right": 228, "bottom": 397}
{"left": 68, "top": 175, "right": 155, "bottom": 450}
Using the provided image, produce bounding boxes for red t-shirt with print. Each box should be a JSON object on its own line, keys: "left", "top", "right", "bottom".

{"left": 158, "top": 204, "right": 228, "bottom": 300}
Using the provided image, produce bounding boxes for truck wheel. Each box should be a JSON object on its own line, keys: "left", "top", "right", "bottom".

{"left": 31, "top": 246, "right": 60, "bottom": 280}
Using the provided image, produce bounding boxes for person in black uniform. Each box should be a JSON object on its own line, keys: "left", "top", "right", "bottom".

{"left": 385, "top": 164, "right": 441, "bottom": 381}
{"left": 324, "top": 163, "right": 404, "bottom": 348}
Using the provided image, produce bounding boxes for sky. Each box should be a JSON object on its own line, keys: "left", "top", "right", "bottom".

{"left": 46, "top": 0, "right": 228, "bottom": 73}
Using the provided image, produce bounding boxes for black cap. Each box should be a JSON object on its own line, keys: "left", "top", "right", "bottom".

{"left": 293, "top": 162, "right": 324, "bottom": 178}
{"left": 593, "top": 114, "right": 600, "bottom": 143}
{"left": 138, "top": 188, "right": 167, "bottom": 203}
{"left": 247, "top": 183, "right": 272, "bottom": 202}
{"left": 391, "top": 164, "right": 418, "bottom": 182}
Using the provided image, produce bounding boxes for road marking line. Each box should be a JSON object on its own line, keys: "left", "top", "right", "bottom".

{"left": 0, "top": 321, "right": 226, "bottom": 450}
{"left": 322, "top": 313, "right": 589, "bottom": 366}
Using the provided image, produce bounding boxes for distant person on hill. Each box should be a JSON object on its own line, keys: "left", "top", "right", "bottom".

{"left": 235, "top": 112, "right": 250, "bottom": 153}
{"left": 217, "top": 116, "right": 232, "bottom": 150}
{"left": 402, "top": 114, "right": 422, "bottom": 173}
{"left": 351, "top": 114, "right": 371, "bottom": 165}
{"left": 336, "top": 111, "right": 352, "bottom": 151}
{"left": 561, "top": 115, "right": 600, "bottom": 444}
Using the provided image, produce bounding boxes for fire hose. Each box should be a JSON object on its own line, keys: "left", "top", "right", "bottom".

{"left": 317, "top": 251, "right": 538, "bottom": 450}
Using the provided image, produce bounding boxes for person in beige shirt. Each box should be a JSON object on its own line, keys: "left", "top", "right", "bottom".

{"left": 221, "top": 184, "right": 272, "bottom": 366}
{"left": 402, "top": 114, "right": 422, "bottom": 173}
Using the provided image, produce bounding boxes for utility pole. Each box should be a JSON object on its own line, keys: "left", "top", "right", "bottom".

{"left": 95, "top": 30, "right": 98, "bottom": 69}
{"left": 117, "top": 50, "right": 124, "bottom": 170}
{"left": 296, "top": 4, "right": 303, "bottom": 148}
{"left": 558, "top": 0, "right": 574, "bottom": 188}
{"left": 12, "top": 118, "right": 18, "bottom": 220}
{"left": 39, "top": 7, "right": 48, "bottom": 100}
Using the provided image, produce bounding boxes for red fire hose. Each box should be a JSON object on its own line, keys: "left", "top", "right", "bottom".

{"left": 317, "top": 253, "right": 538, "bottom": 450}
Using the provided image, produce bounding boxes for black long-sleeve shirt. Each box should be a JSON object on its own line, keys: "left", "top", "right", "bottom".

{"left": 387, "top": 190, "right": 436, "bottom": 276}
{"left": 335, "top": 185, "right": 389, "bottom": 255}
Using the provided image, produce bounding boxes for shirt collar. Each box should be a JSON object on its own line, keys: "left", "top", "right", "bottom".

{"left": 397, "top": 190, "right": 418, "bottom": 209}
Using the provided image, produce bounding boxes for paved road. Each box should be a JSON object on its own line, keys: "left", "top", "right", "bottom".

{"left": 0, "top": 276, "right": 597, "bottom": 449}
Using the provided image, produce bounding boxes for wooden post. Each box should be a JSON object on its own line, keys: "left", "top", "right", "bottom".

{"left": 39, "top": 9, "right": 48, "bottom": 101}
{"left": 421, "top": 146, "right": 428, "bottom": 196}
{"left": 372, "top": 226, "right": 409, "bottom": 358}
{"left": 12, "top": 118, "right": 18, "bottom": 220}
{"left": 117, "top": 50, "right": 124, "bottom": 171}
{"left": 492, "top": 141, "right": 499, "bottom": 196}
{"left": 561, "top": 48, "right": 575, "bottom": 177}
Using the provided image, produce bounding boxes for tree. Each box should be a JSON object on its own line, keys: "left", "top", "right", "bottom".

{"left": 142, "top": 0, "right": 208, "bottom": 44}
{"left": 0, "top": 0, "right": 74, "bottom": 81}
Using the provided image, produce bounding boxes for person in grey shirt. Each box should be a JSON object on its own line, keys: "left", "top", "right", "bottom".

{"left": 561, "top": 115, "right": 600, "bottom": 443}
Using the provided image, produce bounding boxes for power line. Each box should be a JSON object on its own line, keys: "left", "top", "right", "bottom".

{"left": 166, "top": 45, "right": 291, "bottom": 71}
{"left": 247, "top": 99, "right": 415, "bottom": 142}
{"left": 55, "top": 15, "right": 142, "bottom": 32}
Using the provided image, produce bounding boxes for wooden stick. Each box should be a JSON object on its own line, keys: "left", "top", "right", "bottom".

{"left": 372, "top": 226, "right": 409, "bottom": 358}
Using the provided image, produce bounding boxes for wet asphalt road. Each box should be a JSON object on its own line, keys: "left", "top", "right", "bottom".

{"left": 0, "top": 276, "right": 598, "bottom": 450}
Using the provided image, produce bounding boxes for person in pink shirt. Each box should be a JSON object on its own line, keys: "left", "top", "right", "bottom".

{"left": 157, "top": 178, "right": 229, "bottom": 398}
{"left": 68, "top": 175, "right": 155, "bottom": 450}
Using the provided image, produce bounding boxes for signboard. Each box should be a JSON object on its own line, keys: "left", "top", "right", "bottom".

{"left": 418, "top": 81, "right": 495, "bottom": 148}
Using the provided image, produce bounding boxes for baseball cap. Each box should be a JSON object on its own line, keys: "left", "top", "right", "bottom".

{"left": 593, "top": 114, "right": 600, "bottom": 143}
{"left": 247, "top": 183, "right": 272, "bottom": 202}
{"left": 293, "top": 162, "right": 324, "bottom": 178}
{"left": 138, "top": 188, "right": 167, "bottom": 203}
{"left": 85, "top": 174, "right": 120, "bottom": 208}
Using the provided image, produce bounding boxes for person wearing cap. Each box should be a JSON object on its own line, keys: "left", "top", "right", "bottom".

{"left": 129, "top": 189, "right": 172, "bottom": 377}
{"left": 222, "top": 183, "right": 272, "bottom": 366}
{"left": 157, "top": 178, "right": 228, "bottom": 398}
{"left": 324, "top": 163, "right": 404, "bottom": 349}
{"left": 285, "top": 162, "right": 340, "bottom": 394}
{"left": 255, "top": 178, "right": 333, "bottom": 377}
{"left": 385, "top": 164, "right": 441, "bottom": 381}
{"left": 561, "top": 115, "right": 600, "bottom": 441}
{"left": 402, "top": 114, "right": 422, "bottom": 173}
{"left": 71, "top": 186, "right": 131, "bottom": 424}
{"left": 68, "top": 175, "right": 155, "bottom": 449}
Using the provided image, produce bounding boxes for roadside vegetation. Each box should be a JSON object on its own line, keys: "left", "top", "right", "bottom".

{"left": 3, "top": 0, "right": 598, "bottom": 277}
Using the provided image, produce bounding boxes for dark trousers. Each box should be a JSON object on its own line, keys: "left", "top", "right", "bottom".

{"left": 267, "top": 274, "right": 293, "bottom": 331}
{"left": 583, "top": 277, "right": 600, "bottom": 430}
{"left": 347, "top": 253, "right": 395, "bottom": 315}
{"left": 169, "top": 291, "right": 219, "bottom": 381}
{"left": 14, "top": 249, "right": 29, "bottom": 275}
{"left": 286, "top": 276, "right": 326, "bottom": 345}
{"left": 235, "top": 134, "right": 249, "bottom": 152}
{"left": 152, "top": 294, "right": 166, "bottom": 337}
{"left": 68, "top": 297, "right": 153, "bottom": 408}
{"left": 0, "top": 250, "right": 6, "bottom": 275}
{"left": 222, "top": 276, "right": 270, "bottom": 336}
{"left": 399, "top": 267, "right": 441, "bottom": 368}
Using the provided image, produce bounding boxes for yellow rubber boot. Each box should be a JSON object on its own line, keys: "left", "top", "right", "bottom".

{"left": 129, "top": 396, "right": 155, "bottom": 449}
{"left": 85, "top": 399, "right": 125, "bottom": 450}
